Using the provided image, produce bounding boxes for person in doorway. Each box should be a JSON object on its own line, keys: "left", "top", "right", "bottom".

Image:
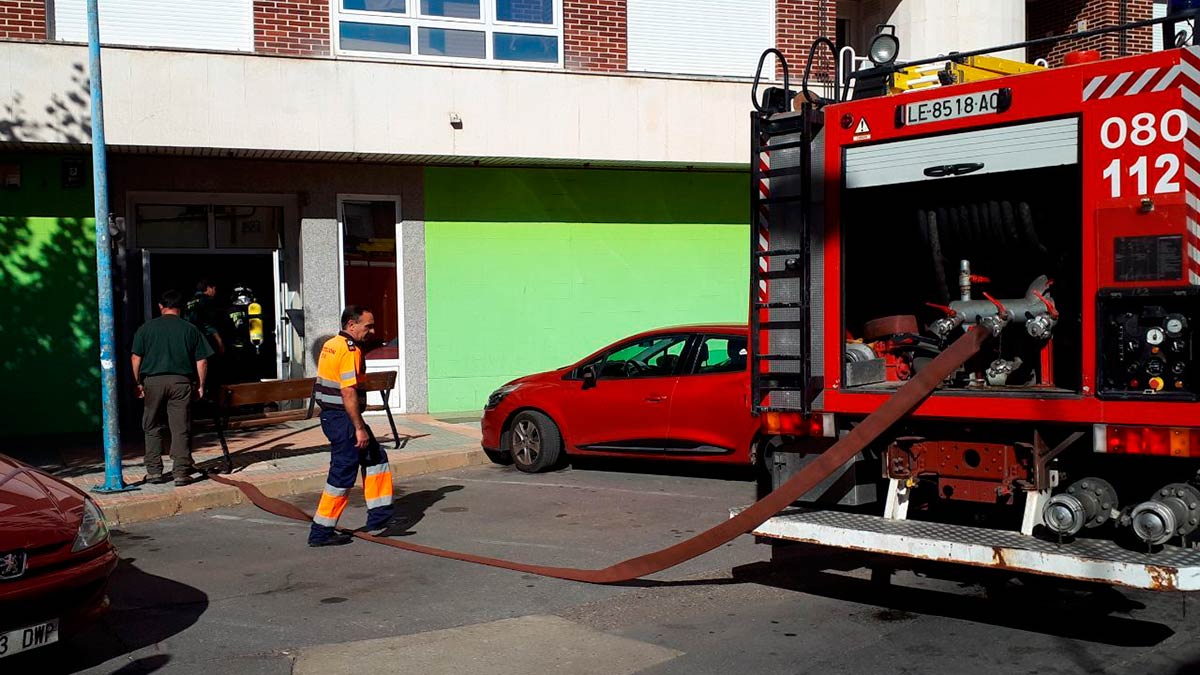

{"left": 185, "top": 279, "right": 226, "bottom": 356}
{"left": 131, "top": 289, "right": 214, "bottom": 486}
{"left": 308, "top": 305, "right": 395, "bottom": 547}
{"left": 185, "top": 279, "right": 226, "bottom": 400}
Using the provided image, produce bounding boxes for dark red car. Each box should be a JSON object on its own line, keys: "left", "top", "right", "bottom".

{"left": 481, "top": 325, "right": 757, "bottom": 473}
{"left": 0, "top": 454, "right": 118, "bottom": 661}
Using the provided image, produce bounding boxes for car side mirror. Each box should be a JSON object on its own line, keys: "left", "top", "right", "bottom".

{"left": 581, "top": 364, "right": 598, "bottom": 390}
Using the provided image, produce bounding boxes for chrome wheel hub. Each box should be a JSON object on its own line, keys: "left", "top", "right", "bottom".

{"left": 512, "top": 420, "right": 541, "bottom": 466}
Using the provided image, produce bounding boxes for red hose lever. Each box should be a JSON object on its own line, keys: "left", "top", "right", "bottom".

{"left": 969, "top": 274, "right": 991, "bottom": 284}
{"left": 925, "top": 302, "right": 957, "bottom": 317}
{"left": 982, "top": 292, "right": 1011, "bottom": 318}
{"left": 1032, "top": 290, "right": 1059, "bottom": 319}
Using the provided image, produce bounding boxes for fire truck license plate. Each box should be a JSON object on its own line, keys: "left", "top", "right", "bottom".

{"left": 0, "top": 619, "right": 59, "bottom": 659}
{"left": 904, "top": 89, "right": 1002, "bottom": 126}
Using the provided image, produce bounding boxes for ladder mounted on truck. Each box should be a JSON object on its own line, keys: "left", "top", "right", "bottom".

{"left": 749, "top": 48, "right": 825, "bottom": 416}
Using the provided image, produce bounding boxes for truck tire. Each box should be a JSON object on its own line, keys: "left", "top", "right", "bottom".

{"left": 507, "top": 411, "right": 563, "bottom": 473}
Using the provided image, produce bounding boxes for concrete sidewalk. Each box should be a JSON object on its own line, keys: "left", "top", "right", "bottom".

{"left": 17, "top": 413, "right": 488, "bottom": 526}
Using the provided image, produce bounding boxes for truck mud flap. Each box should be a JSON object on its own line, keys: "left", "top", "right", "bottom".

{"left": 212, "top": 326, "right": 992, "bottom": 584}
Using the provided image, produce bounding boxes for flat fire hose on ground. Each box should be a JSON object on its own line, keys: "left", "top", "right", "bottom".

{"left": 212, "top": 327, "right": 991, "bottom": 584}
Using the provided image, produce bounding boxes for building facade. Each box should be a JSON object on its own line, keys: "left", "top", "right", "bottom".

{"left": 0, "top": 0, "right": 1157, "bottom": 437}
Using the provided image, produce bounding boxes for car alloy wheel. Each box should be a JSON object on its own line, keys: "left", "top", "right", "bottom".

{"left": 512, "top": 420, "right": 542, "bottom": 466}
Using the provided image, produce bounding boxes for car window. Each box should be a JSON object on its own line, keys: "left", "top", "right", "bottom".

{"left": 595, "top": 335, "right": 689, "bottom": 379}
{"left": 693, "top": 335, "right": 748, "bottom": 375}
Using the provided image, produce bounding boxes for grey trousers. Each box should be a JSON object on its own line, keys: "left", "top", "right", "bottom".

{"left": 142, "top": 374, "right": 195, "bottom": 478}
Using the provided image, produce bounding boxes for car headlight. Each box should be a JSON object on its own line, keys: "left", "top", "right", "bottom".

{"left": 485, "top": 383, "right": 523, "bottom": 410}
{"left": 72, "top": 498, "right": 110, "bottom": 553}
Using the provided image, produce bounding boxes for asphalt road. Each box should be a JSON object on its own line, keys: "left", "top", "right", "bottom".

{"left": 17, "top": 461, "right": 1200, "bottom": 675}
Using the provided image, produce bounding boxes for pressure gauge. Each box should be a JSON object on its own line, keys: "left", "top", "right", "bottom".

{"left": 1166, "top": 316, "right": 1186, "bottom": 336}
{"left": 1147, "top": 327, "right": 1166, "bottom": 346}
{"left": 1147, "top": 358, "right": 1166, "bottom": 376}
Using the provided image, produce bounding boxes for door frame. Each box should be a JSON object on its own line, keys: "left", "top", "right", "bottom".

{"left": 128, "top": 192, "right": 297, "bottom": 381}
{"left": 337, "top": 193, "right": 406, "bottom": 413}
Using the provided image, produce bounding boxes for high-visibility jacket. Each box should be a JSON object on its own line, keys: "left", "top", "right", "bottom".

{"left": 315, "top": 332, "right": 363, "bottom": 410}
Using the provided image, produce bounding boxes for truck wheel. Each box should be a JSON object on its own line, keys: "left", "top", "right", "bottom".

{"left": 483, "top": 448, "right": 512, "bottom": 466}
{"left": 507, "top": 411, "right": 563, "bottom": 473}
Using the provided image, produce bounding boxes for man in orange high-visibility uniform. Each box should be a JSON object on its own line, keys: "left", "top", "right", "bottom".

{"left": 308, "top": 305, "right": 395, "bottom": 547}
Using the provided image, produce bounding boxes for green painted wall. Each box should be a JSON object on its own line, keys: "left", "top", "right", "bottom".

{"left": 0, "top": 153, "right": 99, "bottom": 436}
{"left": 425, "top": 167, "right": 749, "bottom": 412}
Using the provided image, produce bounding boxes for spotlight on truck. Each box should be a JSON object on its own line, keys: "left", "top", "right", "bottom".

{"left": 868, "top": 25, "right": 900, "bottom": 66}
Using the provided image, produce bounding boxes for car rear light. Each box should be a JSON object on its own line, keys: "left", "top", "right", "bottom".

{"left": 1094, "top": 424, "right": 1200, "bottom": 457}
{"left": 762, "top": 412, "right": 835, "bottom": 437}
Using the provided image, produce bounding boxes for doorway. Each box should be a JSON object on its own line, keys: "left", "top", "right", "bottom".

{"left": 128, "top": 194, "right": 295, "bottom": 383}
{"left": 143, "top": 251, "right": 282, "bottom": 381}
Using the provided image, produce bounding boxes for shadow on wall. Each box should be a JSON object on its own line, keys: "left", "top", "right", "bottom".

{"left": 311, "top": 334, "right": 335, "bottom": 367}
{"left": 0, "top": 62, "right": 92, "bottom": 143}
{"left": 0, "top": 216, "right": 101, "bottom": 435}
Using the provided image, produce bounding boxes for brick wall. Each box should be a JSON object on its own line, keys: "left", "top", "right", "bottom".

{"left": 0, "top": 0, "right": 46, "bottom": 41}
{"left": 1027, "top": 0, "right": 1154, "bottom": 66}
{"left": 564, "top": 0, "right": 625, "bottom": 71}
{"left": 777, "top": 0, "right": 837, "bottom": 83}
{"left": 255, "top": 0, "right": 330, "bottom": 56}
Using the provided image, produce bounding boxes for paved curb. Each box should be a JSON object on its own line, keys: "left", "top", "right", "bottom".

{"left": 102, "top": 448, "right": 488, "bottom": 527}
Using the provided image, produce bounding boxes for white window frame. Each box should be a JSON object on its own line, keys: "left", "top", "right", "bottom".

{"left": 331, "top": 0, "right": 564, "bottom": 68}
{"left": 337, "top": 193, "right": 408, "bottom": 414}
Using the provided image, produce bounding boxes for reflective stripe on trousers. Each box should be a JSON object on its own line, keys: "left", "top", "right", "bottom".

{"left": 313, "top": 483, "right": 349, "bottom": 527}
{"left": 363, "top": 462, "right": 394, "bottom": 510}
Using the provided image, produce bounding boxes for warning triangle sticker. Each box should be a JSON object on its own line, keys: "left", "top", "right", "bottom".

{"left": 855, "top": 118, "right": 871, "bottom": 135}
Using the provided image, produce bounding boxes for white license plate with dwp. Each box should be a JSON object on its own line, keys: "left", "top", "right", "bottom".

{"left": 0, "top": 619, "right": 59, "bottom": 659}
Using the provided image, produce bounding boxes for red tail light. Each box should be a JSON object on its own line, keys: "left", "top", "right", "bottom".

{"left": 1101, "top": 425, "right": 1200, "bottom": 457}
{"left": 762, "top": 412, "right": 830, "bottom": 437}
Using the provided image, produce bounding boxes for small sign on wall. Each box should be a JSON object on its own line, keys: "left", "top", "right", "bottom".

{"left": 1, "top": 164, "right": 19, "bottom": 190}
{"left": 61, "top": 158, "right": 85, "bottom": 189}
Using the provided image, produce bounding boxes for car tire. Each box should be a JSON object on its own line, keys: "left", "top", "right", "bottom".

{"left": 507, "top": 411, "right": 562, "bottom": 473}
{"left": 483, "top": 448, "right": 512, "bottom": 466}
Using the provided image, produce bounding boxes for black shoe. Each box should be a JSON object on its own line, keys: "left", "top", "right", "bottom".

{"left": 144, "top": 474, "right": 171, "bottom": 485}
{"left": 174, "top": 475, "right": 197, "bottom": 487}
{"left": 308, "top": 532, "right": 354, "bottom": 547}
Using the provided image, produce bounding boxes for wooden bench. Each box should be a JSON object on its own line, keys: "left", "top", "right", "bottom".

{"left": 209, "top": 370, "right": 401, "bottom": 474}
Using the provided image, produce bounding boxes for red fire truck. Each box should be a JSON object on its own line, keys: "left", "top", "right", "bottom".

{"left": 748, "top": 12, "right": 1200, "bottom": 590}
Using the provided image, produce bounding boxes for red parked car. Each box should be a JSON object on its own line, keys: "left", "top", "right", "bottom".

{"left": 0, "top": 454, "right": 118, "bottom": 661}
{"left": 481, "top": 325, "right": 757, "bottom": 473}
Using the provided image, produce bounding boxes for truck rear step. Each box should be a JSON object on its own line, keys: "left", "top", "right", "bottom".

{"left": 734, "top": 507, "right": 1200, "bottom": 591}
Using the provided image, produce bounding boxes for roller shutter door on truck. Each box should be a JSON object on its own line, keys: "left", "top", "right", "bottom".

{"left": 844, "top": 118, "right": 1079, "bottom": 190}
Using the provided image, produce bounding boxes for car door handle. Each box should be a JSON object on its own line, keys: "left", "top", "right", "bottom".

{"left": 645, "top": 395, "right": 668, "bottom": 403}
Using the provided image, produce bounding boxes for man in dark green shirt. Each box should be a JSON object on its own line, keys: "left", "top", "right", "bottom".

{"left": 131, "top": 289, "right": 215, "bottom": 486}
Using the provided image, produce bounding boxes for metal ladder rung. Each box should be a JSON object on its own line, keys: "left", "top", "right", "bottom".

{"left": 757, "top": 139, "right": 808, "bottom": 153}
{"left": 758, "top": 194, "right": 806, "bottom": 206}
{"left": 754, "top": 248, "right": 804, "bottom": 258}
{"left": 760, "top": 320, "right": 804, "bottom": 329}
{"left": 760, "top": 269, "right": 805, "bottom": 280}
{"left": 759, "top": 166, "right": 805, "bottom": 179}
{"left": 755, "top": 354, "right": 804, "bottom": 361}
{"left": 754, "top": 302, "right": 803, "bottom": 309}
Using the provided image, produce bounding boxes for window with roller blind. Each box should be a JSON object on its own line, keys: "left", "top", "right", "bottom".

{"left": 52, "top": 0, "right": 253, "bottom": 52}
{"left": 626, "top": 0, "right": 775, "bottom": 78}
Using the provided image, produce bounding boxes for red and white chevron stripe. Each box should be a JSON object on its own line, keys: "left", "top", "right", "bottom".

{"left": 1082, "top": 65, "right": 1181, "bottom": 101}
{"left": 757, "top": 150, "right": 770, "bottom": 302}
{"left": 1180, "top": 48, "right": 1200, "bottom": 285}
